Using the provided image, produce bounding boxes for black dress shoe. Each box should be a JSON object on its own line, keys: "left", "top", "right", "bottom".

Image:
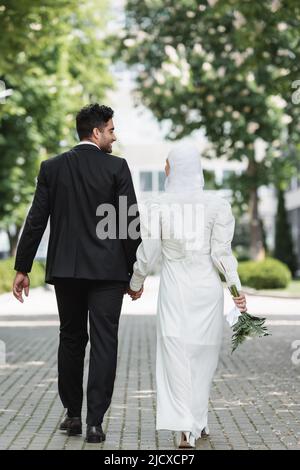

{"left": 59, "top": 413, "right": 82, "bottom": 436}
{"left": 86, "top": 425, "right": 106, "bottom": 443}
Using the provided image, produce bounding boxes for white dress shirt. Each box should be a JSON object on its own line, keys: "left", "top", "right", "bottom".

{"left": 76, "top": 140, "right": 100, "bottom": 149}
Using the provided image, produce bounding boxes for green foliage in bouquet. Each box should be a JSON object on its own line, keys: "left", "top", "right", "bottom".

{"left": 229, "top": 285, "right": 271, "bottom": 353}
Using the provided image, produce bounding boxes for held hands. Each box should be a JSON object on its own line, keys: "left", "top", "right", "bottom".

{"left": 232, "top": 292, "right": 247, "bottom": 313}
{"left": 13, "top": 272, "right": 30, "bottom": 303}
{"left": 127, "top": 285, "right": 144, "bottom": 301}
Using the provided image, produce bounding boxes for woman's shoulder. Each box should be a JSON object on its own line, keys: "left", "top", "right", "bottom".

{"left": 203, "top": 193, "right": 233, "bottom": 221}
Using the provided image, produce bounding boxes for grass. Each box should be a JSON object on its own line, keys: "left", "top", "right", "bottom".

{"left": 0, "top": 258, "right": 45, "bottom": 294}
{"left": 247, "top": 280, "right": 300, "bottom": 297}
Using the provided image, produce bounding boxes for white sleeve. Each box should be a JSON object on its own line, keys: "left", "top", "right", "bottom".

{"left": 129, "top": 201, "right": 162, "bottom": 292}
{"left": 211, "top": 200, "right": 242, "bottom": 291}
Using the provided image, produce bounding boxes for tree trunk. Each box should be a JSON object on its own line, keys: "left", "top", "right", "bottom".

{"left": 7, "top": 225, "right": 21, "bottom": 257}
{"left": 247, "top": 160, "right": 265, "bottom": 261}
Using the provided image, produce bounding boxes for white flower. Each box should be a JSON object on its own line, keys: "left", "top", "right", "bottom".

{"left": 278, "top": 22, "right": 288, "bottom": 31}
{"left": 269, "top": 95, "right": 287, "bottom": 109}
{"left": 165, "top": 45, "right": 178, "bottom": 62}
{"left": 232, "top": 111, "right": 241, "bottom": 119}
{"left": 277, "top": 48, "right": 292, "bottom": 57}
{"left": 233, "top": 11, "right": 246, "bottom": 29}
{"left": 193, "top": 43, "right": 204, "bottom": 55}
{"left": 136, "top": 31, "right": 148, "bottom": 41}
{"left": 231, "top": 51, "right": 245, "bottom": 67}
{"left": 124, "top": 38, "right": 135, "bottom": 47}
{"left": 154, "top": 71, "right": 166, "bottom": 85}
{"left": 162, "top": 62, "right": 181, "bottom": 78}
{"left": 235, "top": 141, "right": 244, "bottom": 148}
{"left": 282, "top": 114, "right": 292, "bottom": 125}
{"left": 30, "top": 23, "right": 42, "bottom": 31}
{"left": 186, "top": 11, "right": 196, "bottom": 18}
{"left": 217, "top": 66, "right": 226, "bottom": 78}
{"left": 247, "top": 122, "right": 260, "bottom": 133}
{"left": 271, "top": 0, "right": 282, "bottom": 12}
{"left": 279, "top": 68, "right": 290, "bottom": 76}
{"left": 202, "top": 62, "right": 212, "bottom": 72}
{"left": 207, "top": 0, "right": 218, "bottom": 6}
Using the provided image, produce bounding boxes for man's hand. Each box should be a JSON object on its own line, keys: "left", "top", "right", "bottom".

{"left": 232, "top": 292, "right": 247, "bottom": 313}
{"left": 127, "top": 286, "right": 144, "bottom": 301}
{"left": 13, "top": 272, "right": 30, "bottom": 303}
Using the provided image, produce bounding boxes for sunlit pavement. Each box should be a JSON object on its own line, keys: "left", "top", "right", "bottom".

{"left": 0, "top": 276, "right": 299, "bottom": 449}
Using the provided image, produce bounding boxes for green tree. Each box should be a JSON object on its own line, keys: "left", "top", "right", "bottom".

{"left": 119, "top": 0, "right": 300, "bottom": 259}
{"left": 0, "top": 0, "right": 113, "bottom": 255}
{"left": 0, "top": 0, "right": 76, "bottom": 73}
{"left": 274, "top": 187, "right": 297, "bottom": 276}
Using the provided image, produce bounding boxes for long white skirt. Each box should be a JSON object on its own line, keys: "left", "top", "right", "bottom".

{"left": 156, "top": 254, "right": 224, "bottom": 440}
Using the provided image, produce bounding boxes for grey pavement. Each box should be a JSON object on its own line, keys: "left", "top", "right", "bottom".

{"left": 0, "top": 279, "right": 300, "bottom": 450}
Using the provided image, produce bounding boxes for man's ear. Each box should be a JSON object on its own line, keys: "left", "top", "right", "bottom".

{"left": 92, "top": 127, "right": 99, "bottom": 139}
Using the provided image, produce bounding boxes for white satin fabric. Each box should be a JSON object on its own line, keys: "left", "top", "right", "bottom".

{"left": 130, "top": 145, "right": 241, "bottom": 439}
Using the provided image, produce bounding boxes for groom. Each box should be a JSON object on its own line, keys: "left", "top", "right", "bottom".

{"left": 12, "top": 104, "right": 142, "bottom": 443}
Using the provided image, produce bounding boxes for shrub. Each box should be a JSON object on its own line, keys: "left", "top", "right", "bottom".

{"left": 238, "top": 257, "right": 291, "bottom": 290}
{"left": 0, "top": 258, "right": 46, "bottom": 294}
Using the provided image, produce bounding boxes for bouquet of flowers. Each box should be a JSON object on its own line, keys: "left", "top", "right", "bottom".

{"left": 228, "top": 285, "right": 271, "bottom": 353}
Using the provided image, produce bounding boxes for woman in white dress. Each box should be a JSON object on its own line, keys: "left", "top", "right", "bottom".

{"left": 128, "top": 144, "right": 247, "bottom": 448}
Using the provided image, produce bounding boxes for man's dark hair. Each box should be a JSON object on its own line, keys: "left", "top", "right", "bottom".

{"left": 76, "top": 104, "right": 114, "bottom": 140}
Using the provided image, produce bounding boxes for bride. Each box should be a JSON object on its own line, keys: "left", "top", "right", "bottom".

{"left": 128, "top": 143, "right": 247, "bottom": 449}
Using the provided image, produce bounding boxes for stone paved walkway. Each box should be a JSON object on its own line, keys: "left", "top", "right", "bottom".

{"left": 0, "top": 301, "right": 299, "bottom": 450}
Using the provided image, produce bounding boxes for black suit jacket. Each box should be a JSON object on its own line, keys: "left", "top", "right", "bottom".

{"left": 14, "top": 143, "right": 141, "bottom": 284}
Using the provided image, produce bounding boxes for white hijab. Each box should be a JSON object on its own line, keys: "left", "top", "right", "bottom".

{"left": 164, "top": 143, "right": 205, "bottom": 193}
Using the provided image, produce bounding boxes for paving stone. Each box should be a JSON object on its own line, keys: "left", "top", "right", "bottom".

{"left": 0, "top": 315, "right": 299, "bottom": 449}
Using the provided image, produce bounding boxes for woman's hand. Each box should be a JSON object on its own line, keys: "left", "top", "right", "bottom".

{"left": 127, "top": 286, "right": 144, "bottom": 301}
{"left": 233, "top": 292, "right": 247, "bottom": 313}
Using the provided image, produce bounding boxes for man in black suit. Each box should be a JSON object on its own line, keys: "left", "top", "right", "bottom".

{"left": 12, "top": 104, "right": 142, "bottom": 443}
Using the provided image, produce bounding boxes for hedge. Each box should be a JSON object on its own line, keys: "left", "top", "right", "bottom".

{"left": 238, "top": 257, "right": 291, "bottom": 290}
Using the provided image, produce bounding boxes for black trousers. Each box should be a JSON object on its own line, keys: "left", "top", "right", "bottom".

{"left": 54, "top": 279, "right": 126, "bottom": 426}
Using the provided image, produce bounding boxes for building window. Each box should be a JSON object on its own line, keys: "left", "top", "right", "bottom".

{"left": 140, "top": 171, "right": 153, "bottom": 192}
{"left": 158, "top": 171, "right": 166, "bottom": 192}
